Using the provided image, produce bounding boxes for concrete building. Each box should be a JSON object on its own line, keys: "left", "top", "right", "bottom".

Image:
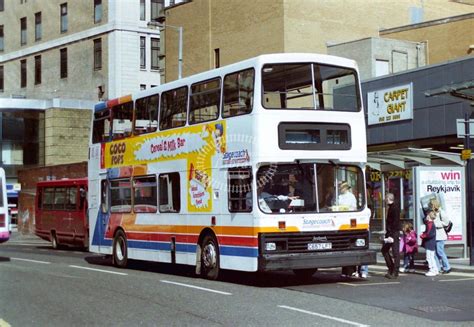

{"left": 328, "top": 37, "right": 427, "bottom": 81}
{"left": 162, "top": 0, "right": 474, "bottom": 81}
{"left": 0, "top": 0, "right": 168, "bottom": 101}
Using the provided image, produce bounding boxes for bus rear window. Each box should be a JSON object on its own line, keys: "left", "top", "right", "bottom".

{"left": 262, "top": 63, "right": 359, "bottom": 111}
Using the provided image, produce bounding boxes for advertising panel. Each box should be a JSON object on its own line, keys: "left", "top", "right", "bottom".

{"left": 367, "top": 83, "right": 413, "bottom": 125}
{"left": 414, "top": 166, "right": 465, "bottom": 245}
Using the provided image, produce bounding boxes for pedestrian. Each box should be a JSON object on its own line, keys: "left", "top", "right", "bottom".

{"left": 399, "top": 222, "right": 418, "bottom": 273}
{"left": 381, "top": 193, "right": 400, "bottom": 279}
{"left": 429, "top": 199, "right": 452, "bottom": 274}
{"left": 421, "top": 208, "right": 438, "bottom": 277}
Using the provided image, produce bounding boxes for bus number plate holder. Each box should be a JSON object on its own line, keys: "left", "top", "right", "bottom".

{"left": 308, "top": 242, "right": 332, "bottom": 250}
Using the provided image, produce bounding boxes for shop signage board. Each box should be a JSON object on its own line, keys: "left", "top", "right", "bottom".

{"left": 367, "top": 83, "right": 413, "bottom": 125}
{"left": 414, "top": 166, "right": 466, "bottom": 246}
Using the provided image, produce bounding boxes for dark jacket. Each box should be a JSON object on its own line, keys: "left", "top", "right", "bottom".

{"left": 422, "top": 220, "right": 436, "bottom": 251}
{"left": 385, "top": 202, "right": 400, "bottom": 238}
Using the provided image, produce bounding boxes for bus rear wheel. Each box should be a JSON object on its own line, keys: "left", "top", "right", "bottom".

{"left": 113, "top": 230, "right": 128, "bottom": 268}
{"left": 201, "top": 234, "right": 220, "bottom": 280}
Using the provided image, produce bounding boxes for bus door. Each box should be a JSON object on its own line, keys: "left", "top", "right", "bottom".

{"left": 89, "top": 176, "right": 111, "bottom": 250}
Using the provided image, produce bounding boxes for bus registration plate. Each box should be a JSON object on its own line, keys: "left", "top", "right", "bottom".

{"left": 308, "top": 242, "right": 332, "bottom": 250}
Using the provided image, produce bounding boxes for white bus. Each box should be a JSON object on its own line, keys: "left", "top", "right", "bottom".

{"left": 0, "top": 168, "right": 10, "bottom": 243}
{"left": 89, "top": 53, "right": 376, "bottom": 279}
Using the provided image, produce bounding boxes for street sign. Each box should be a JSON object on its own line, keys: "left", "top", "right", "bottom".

{"left": 456, "top": 119, "right": 474, "bottom": 138}
{"left": 461, "top": 149, "right": 472, "bottom": 160}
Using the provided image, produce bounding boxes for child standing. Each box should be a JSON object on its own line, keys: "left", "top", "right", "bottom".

{"left": 399, "top": 222, "right": 418, "bottom": 273}
{"left": 421, "top": 209, "right": 438, "bottom": 277}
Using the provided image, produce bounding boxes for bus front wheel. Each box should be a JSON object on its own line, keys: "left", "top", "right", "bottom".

{"left": 201, "top": 234, "right": 220, "bottom": 280}
{"left": 113, "top": 230, "right": 128, "bottom": 268}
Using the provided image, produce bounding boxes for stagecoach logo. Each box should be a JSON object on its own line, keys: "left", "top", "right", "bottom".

{"left": 312, "top": 236, "right": 328, "bottom": 242}
{"left": 303, "top": 218, "right": 335, "bottom": 229}
{"left": 222, "top": 149, "right": 250, "bottom": 165}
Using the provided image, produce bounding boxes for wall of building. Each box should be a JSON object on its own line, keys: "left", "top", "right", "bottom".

{"left": 381, "top": 14, "right": 474, "bottom": 65}
{"left": 44, "top": 108, "right": 92, "bottom": 165}
{"left": 164, "top": 0, "right": 474, "bottom": 81}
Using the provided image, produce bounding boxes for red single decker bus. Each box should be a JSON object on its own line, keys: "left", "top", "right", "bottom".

{"left": 35, "top": 178, "right": 88, "bottom": 249}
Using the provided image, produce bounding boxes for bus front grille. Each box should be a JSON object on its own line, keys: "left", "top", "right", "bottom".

{"left": 259, "top": 230, "right": 369, "bottom": 254}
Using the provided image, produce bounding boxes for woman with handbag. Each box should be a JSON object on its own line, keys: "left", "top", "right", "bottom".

{"left": 429, "top": 199, "right": 452, "bottom": 274}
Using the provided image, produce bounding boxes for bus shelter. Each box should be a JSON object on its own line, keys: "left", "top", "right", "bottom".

{"left": 366, "top": 148, "right": 467, "bottom": 257}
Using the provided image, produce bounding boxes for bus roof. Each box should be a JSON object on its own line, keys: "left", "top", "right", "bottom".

{"left": 36, "top": 178, "right": 88, "bottom": 188}
{"left": 94, "top": 52, "right": 358, "bottom": 112}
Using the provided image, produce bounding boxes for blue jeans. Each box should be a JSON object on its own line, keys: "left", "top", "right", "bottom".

{"left": 403, "top": 253, "right": 415, "bottom": 269}
{"left": 359, "top": 265, "right": 368, "bottom": 274}
{"left": 436, "top": 240, "right": 451, "bottom": 271}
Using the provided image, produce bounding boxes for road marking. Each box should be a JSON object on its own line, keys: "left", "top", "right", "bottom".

{"left": 69, "top": 265, "right": 128, "bottom": 276}
{"left": 160, "top": 280, "right": 232, "bottom": 295}
{"left": 338, "top": 281, "right": 400, "bottom": 287}
{"left": 278, "top": 305, "right": 369, "bottom": 327}
{"left": 11, "top": 257, "right": 51, "bottom": 264}
{"left": 439, "top": 277, "right": 474, "bottom": 282}
{"left": 0, "top": 319, "right": 11, "bottom": 327}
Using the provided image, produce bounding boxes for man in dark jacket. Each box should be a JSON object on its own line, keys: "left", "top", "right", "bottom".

{"left": 381, "top": 193, "right": 400, "bottom": 279}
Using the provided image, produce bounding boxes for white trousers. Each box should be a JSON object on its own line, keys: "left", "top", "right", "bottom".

{"left": 426, "top": 249, "right": 439, "bottom": 273}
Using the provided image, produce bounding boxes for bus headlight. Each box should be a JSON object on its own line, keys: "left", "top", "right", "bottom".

{"left": 265, "top": 242, "right": 276, "bottom": 251}
{"left": 355, "top": 239, "right": 366, "bottom": 247}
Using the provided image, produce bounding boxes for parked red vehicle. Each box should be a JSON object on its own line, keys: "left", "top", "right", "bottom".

{"left": 35, "top": 178, "right": 88, "bottom": 249}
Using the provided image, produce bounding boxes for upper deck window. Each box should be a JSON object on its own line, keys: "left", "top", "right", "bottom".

{"left": 92, "top": 108, "right": 111, "bottom": 143}
{"left": 112, "top": 102, "right": 133, "bottom": 139}
{"left": 262, "top": 63, "right": 360, "bottom": 111}
{"left": 189, "top": 78, "right": 220, "bottom": 124}
{"left": 160, "top": 86, "right": 188, "bottom": 130}
{"left": 222, "top": 68, "right": 254, "bottom": 118}
{"left": 135, "top": 94, "right": 159, "bottom": 134}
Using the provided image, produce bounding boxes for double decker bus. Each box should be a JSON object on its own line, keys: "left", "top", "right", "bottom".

{"left": 0, "top": 168, "right": 10, "bottom": 243}
{"left": 35, "top": 178, "right": 88, "bottom": 249}
{"left": 89, "top": 53, "right": 376, "bottom": 279}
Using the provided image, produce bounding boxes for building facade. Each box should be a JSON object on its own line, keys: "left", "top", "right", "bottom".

{"left": 0, "top": 0, "right": 168, "bottom": 101}
{"left": 162, "top": 0, "right": 474, "bottom": 81}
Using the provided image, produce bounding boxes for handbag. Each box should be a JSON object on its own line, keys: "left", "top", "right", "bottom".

{"left": 444, "top": 221, "right": 453, "bottom": 234}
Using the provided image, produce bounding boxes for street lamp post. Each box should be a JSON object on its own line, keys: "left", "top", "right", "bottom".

{"left": 148, "top": 21, "right": 183, "bottom": 80}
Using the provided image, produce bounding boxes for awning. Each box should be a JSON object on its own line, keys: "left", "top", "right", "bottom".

{"left": 367, "top": 147, "right": 465, "bottom": 171}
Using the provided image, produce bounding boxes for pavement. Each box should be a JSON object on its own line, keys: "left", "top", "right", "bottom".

{"left": 6, "top": 231, "right": 474, "bottom": 273}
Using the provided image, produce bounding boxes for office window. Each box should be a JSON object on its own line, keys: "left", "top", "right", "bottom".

{"left": 0, "top": 66, "right": 4, "bottom": 92}
{"left": 60, "top": 3, "right": 68, "bottom": 33}
{"left": 35, "top": 12, "right": 42, "bottom": 41}
{"left": 0, "top": 0, "right": 4, "bottom": 12}
{"left": 20, "top": 59, "right": 27, "bottom": 88}
{"left": 151, "top": 0, "right": 164, "bottom": 21}
{"left": 34, "top": 55, "right": 41, "bottom": 85}
{"left": 94, "top": 0, "right": 102, "bottom": 23}
{"left": 0, "top": 25, "right": 3, "bottom": 51}
{"left": 93, "top": 38, "right": 102, "bottom": 70}
{"left": 140, "top": 0, "right": 145, "bottom": 20}
{"left": 140, "top": 36, "right": 146, "bottom": 69}
{"left": 151, "top": 38, "right": 160, "bottom": 70}
{"left": 20, "top": 17, "right": 27, "bottom": 45}
{"left": 214, "top": 48, "right": 220, "bottom": 68}
{"left": 60, "top": 48, "right": 68, "bottom": 78}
